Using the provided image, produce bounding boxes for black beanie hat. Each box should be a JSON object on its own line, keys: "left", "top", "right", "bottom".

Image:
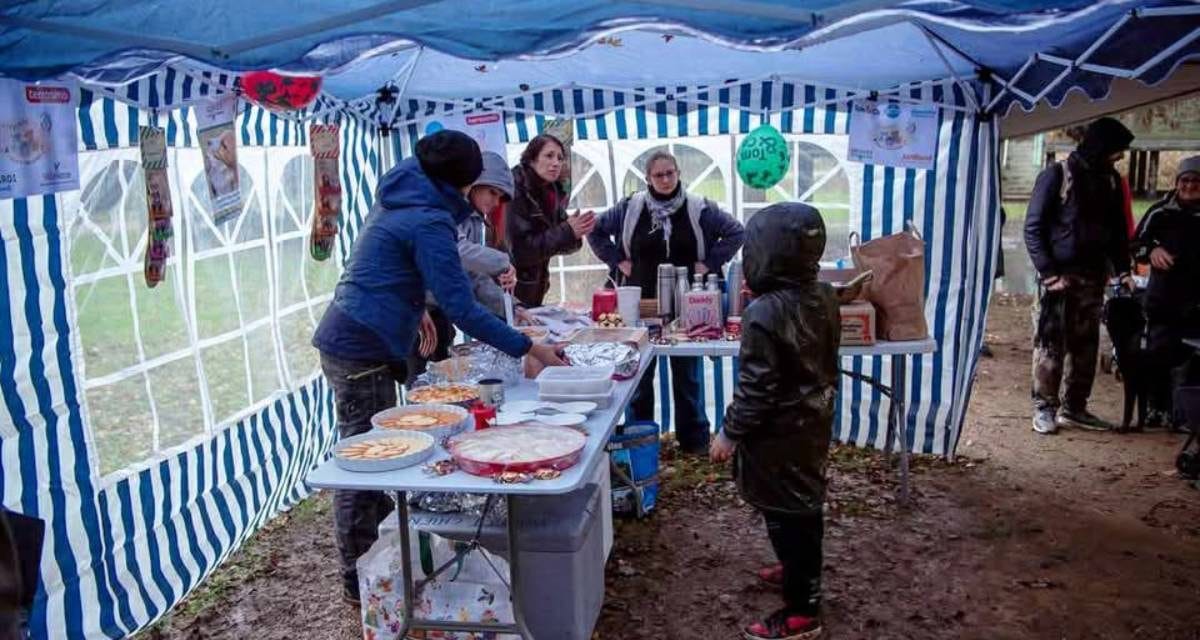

{"left": 416, "top": 130, "right": 483, "bottom": 188}
{"left": 1077, "top": 117, "right": 1134, "bottom": 162}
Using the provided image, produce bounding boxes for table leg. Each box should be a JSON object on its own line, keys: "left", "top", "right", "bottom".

{"left": 395, "top": 491, "right": 414, "bottom": 635}
{"left": 890, "top": 357, "right": 911, "bottom": 505}
{"left": 507, "top": 494, "right": 534, "bottom": 639}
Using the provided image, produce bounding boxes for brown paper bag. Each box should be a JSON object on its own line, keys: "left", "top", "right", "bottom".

{"left": 851, "top": 227, "right": 928, "bottom": 341}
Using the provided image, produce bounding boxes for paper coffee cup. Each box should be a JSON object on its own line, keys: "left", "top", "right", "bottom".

{"left": 617, "top": 286, "right": 641, "bottom": 326}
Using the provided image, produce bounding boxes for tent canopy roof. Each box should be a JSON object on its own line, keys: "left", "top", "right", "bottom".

{"left": 2, "top": 0, "right": 1198, "bottom": 124}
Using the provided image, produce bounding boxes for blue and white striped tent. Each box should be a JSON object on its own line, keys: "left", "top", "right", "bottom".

{"left": 2, "top": 2, "right": 1199, "bottom": 638}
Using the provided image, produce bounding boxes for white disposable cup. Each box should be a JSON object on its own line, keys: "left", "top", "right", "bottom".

{"left": 617, "top": 286, "right": 641, "bottom": 326}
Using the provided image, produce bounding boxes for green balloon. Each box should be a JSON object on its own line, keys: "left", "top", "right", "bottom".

{"left": 736, "top": 124, "right": 791, "bottom": 190}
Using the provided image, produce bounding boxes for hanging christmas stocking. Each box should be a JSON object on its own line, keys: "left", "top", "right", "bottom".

{"left": 140, "top": 125, "right": 174, "bottom": 287}
{"left": 309, "top": 123, "right": 341, "bottom": 261}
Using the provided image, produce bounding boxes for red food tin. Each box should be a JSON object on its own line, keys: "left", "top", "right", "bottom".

{"left": 725, "top": 316, "right": 743, "bottom": 340}
{"left": 591, "top": 288, "right": 618, "bottom": 321}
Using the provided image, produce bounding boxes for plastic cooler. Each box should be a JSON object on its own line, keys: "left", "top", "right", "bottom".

{"left": 404, "top": 482, "right": 606, "bottom": 640}
{"left": 606, "top": 421, "right": 660, "bottom": 517}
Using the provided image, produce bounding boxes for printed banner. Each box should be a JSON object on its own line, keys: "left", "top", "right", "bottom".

{"left": 140, "top": 126, "right": 174, "bottom": 287}
{"left": 0, "top": 79, "right": 80, "bottom": 199}
{"left": 421, "top": 111, "right": 507, "bottom": 158}
{"left": 196, "top": 94, "right": 242, "bottom": 224}
{"left": 848, "top": 101, "right": 939, "bottom": 171}
{"left": 309, "top": 123, "right": 341, "bottom": 261}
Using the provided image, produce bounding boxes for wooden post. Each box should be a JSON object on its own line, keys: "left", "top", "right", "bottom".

{"left": 1147, "top": 150, "right": 1160, "bottom": 198}
{"left": 1129, "top": 150, "right": 1143, "bottom": 196}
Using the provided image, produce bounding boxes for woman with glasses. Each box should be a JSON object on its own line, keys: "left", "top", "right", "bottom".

{"left": 588, "top": 150, "right": 744, "bottom": 454}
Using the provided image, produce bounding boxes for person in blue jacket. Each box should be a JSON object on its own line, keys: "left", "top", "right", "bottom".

{"left": 312, "top": 130, "right": 563, "bottom": 603}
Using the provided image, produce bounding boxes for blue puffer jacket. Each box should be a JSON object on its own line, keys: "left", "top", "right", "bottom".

{"left": 313, "top": 158, "right": 531, "bottom": 362}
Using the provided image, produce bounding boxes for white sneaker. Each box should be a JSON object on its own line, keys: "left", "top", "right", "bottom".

{"left": 1032, "top": 409, "right": 1058, "bottom": 435}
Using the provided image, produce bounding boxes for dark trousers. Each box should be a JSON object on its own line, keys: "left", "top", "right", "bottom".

{"left": 632, "top": 356, "right": 710, "bottom": 452}
{"left": 763, "top": 509, "right": 824, "bottom": 617}
{"left": 320, "top": 353, "right": 405, "bottom": 592}
{"left": 1147, "top": 310, "right": 1200, "bottom": 417}
{"left": 1032, "top": 281, "right": 1103, "bottom": 412}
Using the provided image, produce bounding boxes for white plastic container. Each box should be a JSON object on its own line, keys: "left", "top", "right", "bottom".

{"left": 538, "top": 383, "right": 615, "bottom": 409}
{"left": 536, "top": 365, "right": 615, "bottom": 396}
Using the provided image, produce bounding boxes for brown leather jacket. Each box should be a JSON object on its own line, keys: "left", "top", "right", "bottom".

{"left": 506, "top": 164, "right": 580, "bottom": 306}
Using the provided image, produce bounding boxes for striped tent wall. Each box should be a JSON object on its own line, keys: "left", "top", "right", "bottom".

{"left": 0, "top": 86, "right": 379, "bottom": 639}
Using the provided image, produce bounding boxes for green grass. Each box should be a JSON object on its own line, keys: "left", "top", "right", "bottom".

{"left": 73, "top": 227, "right": 339, "bottom": 476}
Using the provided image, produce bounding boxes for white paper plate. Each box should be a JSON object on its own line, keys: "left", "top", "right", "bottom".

{"left": 537, "top": 413, "right": 587, "bottom": 427}
{"left": 500, "top": 399, "right": 545, "bottom": 414}
{"left": 544, "top": 401, "right": 598, "bottom": 415}
{"left": 495, "top": 411, "right": 535, "bottom": 426}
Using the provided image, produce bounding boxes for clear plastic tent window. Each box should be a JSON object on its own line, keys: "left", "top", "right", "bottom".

{"left": 65, "top": 145, "right": 339, "bottom": 477}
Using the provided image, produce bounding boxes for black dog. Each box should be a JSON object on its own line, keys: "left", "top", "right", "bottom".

{"left": 1102, "top": 293, "right": 1150, "bottom": 432}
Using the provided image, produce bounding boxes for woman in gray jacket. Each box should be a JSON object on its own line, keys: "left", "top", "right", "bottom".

{"left": 588, "top": 151, "right": 744, "bottom": 453}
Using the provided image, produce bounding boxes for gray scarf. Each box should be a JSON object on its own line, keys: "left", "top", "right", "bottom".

{"left": 645, "top": 186, "right": 686, "bottom": 256}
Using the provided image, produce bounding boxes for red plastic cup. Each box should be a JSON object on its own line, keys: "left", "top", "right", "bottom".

{"left": 591, "top": 288, "right": 618, "bottom": 321}
{"left": 471, "top": 403, "right": 496, "bottom": 430}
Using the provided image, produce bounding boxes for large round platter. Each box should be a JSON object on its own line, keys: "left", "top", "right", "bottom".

{"left": 334, "top": 431, "right": 435, "bottom": 473}
{"left": 371, "top": 403, "right": 469, "bottom": 441}
{"left": 446, "top": 425, "right": 587, "bottom": 477}
{"left": 406, "top": 383, "right": 479, "bottom": 408}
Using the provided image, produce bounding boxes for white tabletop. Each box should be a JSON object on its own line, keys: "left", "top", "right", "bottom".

{"left": 307, "top": 346, "right": 654, "bottom": 496}
{"left": 652, "top": 337, "right": 938, "bottom": 358}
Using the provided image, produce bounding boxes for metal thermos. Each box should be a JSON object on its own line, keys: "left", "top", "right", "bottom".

{"left": 657, "top": 264, "right": 676, "bottom": 318}
{"left": 727, "top": 261, "right": 745, "bottom": 316}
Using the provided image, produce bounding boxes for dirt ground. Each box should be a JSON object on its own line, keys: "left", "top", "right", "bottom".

{"left": 144, "top": 295, "right": 1199, "bottom": 640}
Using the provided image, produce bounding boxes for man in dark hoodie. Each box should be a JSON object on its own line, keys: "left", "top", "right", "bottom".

{"left": 710, "top": 203, "right": 840, "bottom": 640}
{"left": 1024, "top": 117, "right": 1135, "bottom": 435}
{"left": 312, "top": 130, "right": 564, "bottom": 603}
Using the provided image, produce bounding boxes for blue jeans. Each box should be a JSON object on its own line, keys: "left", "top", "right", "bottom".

{"left": 632, "top": 356, "right": 710, "bottom": 452}
{"left": 320, "top": 353, "right": 404, "bottom": 593}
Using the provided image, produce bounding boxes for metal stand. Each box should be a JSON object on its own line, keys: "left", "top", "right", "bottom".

{"left": 394, "top": 491, "right": 534, "bottom": 638}
{"left": 841, "top": 354, "right": 912, "bottom": 505}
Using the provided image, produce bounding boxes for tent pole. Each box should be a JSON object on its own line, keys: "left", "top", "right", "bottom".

{"left": 1133, "top": 27, "right": 1200, "bottom": 77}
{"left": 386, "top": 46, "right": 424, "bottom": 128}
{"left": 918, "top": 25, "right": 980, "bottom": 112}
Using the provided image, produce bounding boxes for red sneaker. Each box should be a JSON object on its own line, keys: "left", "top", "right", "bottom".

{"left": 756, "top": 564, "right": 784, "bottom": 586}
{"left": 743, "top": 609, "right": 822, "bottom": 640}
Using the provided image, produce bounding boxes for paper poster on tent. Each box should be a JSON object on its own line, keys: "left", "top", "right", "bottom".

{"left": 196, "top": 94, "right": 242, "bottom": 224}
{"left": 0, "top": 79, "right": 79, "bottom": 199}
{"left": 421, "top": 111, "right": 507, "bottom": 158}
{"left": 848, "top": 101, "right": 939, "bottom": 171}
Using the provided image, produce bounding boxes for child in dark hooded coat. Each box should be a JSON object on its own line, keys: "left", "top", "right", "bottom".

{"left": 710, "top": 202, "right": 840, "bottom": 640}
